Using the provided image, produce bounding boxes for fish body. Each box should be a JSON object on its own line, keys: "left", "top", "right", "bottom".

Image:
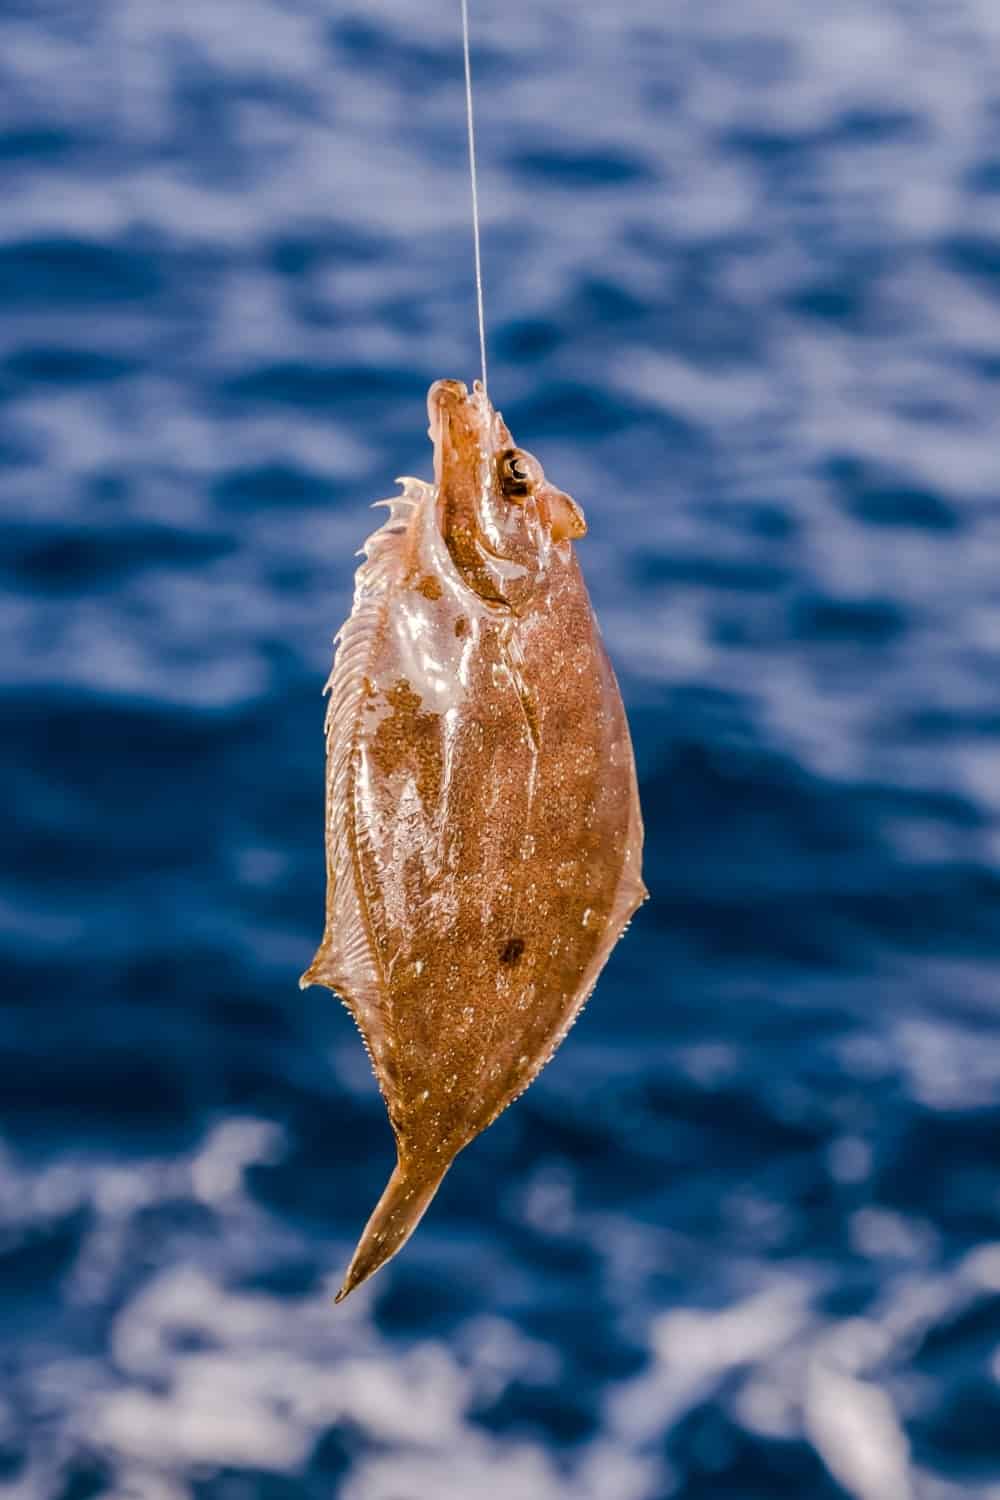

{"left": 302, "top": 380, "right": 645, "bottom": 1300}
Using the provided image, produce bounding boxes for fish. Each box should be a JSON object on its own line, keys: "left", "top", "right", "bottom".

{"left": 301, "top": 378, "right": 646, "bottom": 1302}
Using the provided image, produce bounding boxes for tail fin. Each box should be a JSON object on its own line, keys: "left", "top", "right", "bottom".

{"left": 335, "top": 1156, "right": 449, "bottom": 1303}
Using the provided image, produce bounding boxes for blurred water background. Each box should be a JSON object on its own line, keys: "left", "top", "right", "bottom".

{"left": 4, "top": 0, "right": 1000, "bottom": 1496}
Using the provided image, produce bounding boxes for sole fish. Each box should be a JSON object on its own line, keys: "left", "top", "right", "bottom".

{"left": 302, "top": 379, "right": 646, "bottom": 1301}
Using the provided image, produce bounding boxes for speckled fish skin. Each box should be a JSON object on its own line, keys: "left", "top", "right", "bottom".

{"left": 301, "top": 378, "right": 646, "bottom": 1301}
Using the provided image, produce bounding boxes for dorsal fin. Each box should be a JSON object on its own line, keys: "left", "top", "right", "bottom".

{"left": 300, "top": 478, "right": 431, "bottom": 1118}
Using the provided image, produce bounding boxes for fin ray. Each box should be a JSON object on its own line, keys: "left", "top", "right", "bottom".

{"left": 301, "top": 480, "right": 434, "bottom": 1105}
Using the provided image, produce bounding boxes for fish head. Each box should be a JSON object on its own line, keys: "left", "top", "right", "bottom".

{"left": 428, "top": 378, "right": 586, "bottom": 610}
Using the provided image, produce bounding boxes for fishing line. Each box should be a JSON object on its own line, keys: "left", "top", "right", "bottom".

{"left": 460, "top": 0, "right": 488, "bottom": 398}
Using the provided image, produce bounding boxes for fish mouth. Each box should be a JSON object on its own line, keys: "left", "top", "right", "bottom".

{"left": 427, "top": 378, "right": 470, "bottom": 443}
{"left": 427, "top": 378, "right": 493, "bottom": 489}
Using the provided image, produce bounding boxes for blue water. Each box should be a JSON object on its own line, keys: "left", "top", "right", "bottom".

{"left": 3, "top": 1, "right": 1000, "bottom": 1495}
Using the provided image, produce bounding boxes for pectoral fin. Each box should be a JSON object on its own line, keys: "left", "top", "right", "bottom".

{"left": 539, "top": 483, "right": 587, "bottom": 542}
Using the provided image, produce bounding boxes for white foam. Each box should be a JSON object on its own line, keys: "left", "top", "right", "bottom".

{"left": 806, "top": 1360, "right": 913, "bottom": 1500}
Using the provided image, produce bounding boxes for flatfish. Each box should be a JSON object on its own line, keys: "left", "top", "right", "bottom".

{"left": 302, "top": 378, "right": 646, "bottom": 1301}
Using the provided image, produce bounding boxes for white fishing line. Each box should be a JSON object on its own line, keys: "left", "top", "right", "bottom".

{"left": 460, "top": 0, "right": 488, "bottom": 397}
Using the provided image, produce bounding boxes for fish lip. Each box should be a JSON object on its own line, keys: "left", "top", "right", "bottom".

{"left": 428, "top": 378, "right": 494, "bottom": 493}
{"left": 427, "top": 378, "right": 470, "bottom": 446}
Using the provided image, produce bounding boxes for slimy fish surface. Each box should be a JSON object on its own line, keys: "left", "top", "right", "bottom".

{"left": 302, "top": 379, "right": 646, "bottom": 1301}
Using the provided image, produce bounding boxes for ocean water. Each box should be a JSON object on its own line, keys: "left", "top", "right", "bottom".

{"left": 3, "top": 0, "right": 1000, "bottom": 1495}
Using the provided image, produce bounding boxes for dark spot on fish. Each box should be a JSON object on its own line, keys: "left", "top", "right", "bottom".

{"left": 416, "top": 573, "right": 443, "bottom": 600}
{"left": 500, "top": 937, "right": 525, "bottom": 966}
{"left": 454, "top": 616, "right": 468, "bottom": 638}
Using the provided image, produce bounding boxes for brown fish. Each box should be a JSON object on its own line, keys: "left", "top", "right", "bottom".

{"left": 301, "top": 378, "right": 645, "bottom": 1301}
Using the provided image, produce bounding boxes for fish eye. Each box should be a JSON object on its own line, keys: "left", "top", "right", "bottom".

{"left": 499, "top": 448, "right": 542, "bottom": 499}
